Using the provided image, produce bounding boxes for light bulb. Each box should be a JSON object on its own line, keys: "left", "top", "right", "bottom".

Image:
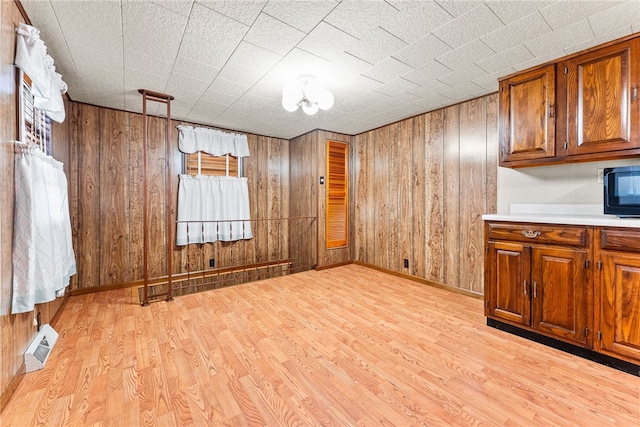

{"left": 282, "top": 84, "right": 302, "bottom": 105}
{"left": 301, "top": 100, "right": 319, "bottom": 115}
{"left": 282, "top": 97, "right": 299, "bottom": 112}
{"left": 304, "top": 80, "right": 322, "bottom": 103}
{"left": 318, "top": 90, "right": 334, "bottom": 110}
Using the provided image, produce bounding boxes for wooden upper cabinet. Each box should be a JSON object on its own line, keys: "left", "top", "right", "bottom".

{"left": 566, "top": 39, "right": 640, "bottom": 156}
{"left": 499, "top": 65, "right": 556, "bottom": 164}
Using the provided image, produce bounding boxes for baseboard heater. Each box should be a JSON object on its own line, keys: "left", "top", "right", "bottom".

{"left": 24, "top": 324, "right": 58, "bottom": 373}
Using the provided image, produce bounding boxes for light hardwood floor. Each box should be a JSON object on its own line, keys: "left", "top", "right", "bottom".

{"left": 2, "top": 264, "right": 639, "bottom": 426}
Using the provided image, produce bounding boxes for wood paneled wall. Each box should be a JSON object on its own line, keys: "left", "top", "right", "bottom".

{"left": 352, "top": 95, "right": 498, "bottom": 293}
{"left": 65, "top": 102, "right": 291, "bottom": 290}
{"left": 0, "top": 0, "right": 69, "bottom": 410}
{"left": 289, "top": 130, "right": 352, "bottom": 268}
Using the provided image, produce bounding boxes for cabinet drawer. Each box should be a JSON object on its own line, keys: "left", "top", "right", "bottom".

{"left": 600, "top": 228, "right": 640, "bottom": 252}
{"left": 487, "top": 222, "right": 588, "bottom": 246}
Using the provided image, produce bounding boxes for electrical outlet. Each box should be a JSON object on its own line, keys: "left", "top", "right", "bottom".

{"left": 597, "top": 168, "right": 604, "bottom": 183}
{"left": 209, "top": 258, "right": 215, "bottom": 268}
{"left": 403, "top": 258, "right": 409, "bottom": 269}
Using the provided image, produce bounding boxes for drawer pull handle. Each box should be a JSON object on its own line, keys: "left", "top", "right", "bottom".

{"left": 522, "top": 230, "right": 541, "bottom": 238}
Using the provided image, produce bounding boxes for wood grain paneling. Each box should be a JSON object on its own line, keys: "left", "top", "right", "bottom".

{"left": 459, "top": 98, "right": 487, "bottom": 293}
{"left": 1, "top": 0, "right": 68, "bottom": 411}
{"left": 443, "top": 104, "right": 461, "bottom": 288}
{"left": 352, "top": 95, "right": 498, "bottom": 291}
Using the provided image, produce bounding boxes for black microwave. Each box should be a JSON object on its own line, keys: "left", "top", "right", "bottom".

{"left": 604, "top": 166, "right": 640, "bottom": 217}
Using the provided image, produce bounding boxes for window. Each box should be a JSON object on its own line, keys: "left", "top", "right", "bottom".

{"left": 184, "top": 152, "right": 241, "bottom": 177}
{"left": 19, "top": 70, "right": 52, "bottom": 154}
{"left": 326, "top": 140, "right": 348, "bottom": 248}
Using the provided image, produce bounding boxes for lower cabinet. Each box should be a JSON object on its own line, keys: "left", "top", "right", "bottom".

{"left": 485, "top": 222, "right": 591, "bottom": 347}
{"left": 596, "top": 228, "right": 640, "bottom": 363}
{"left": 485, "top": 221, "right": 640, "bottom": 369}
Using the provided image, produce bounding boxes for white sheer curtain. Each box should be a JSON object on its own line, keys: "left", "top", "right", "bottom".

{"left": 12, "top": 143, "right": 76, "bottom": 314}
{"left": 176, "top": 176, "right": 253, "bottom": 245}
{"left": 176, "top": 126, "right": 252, "bottom": 246}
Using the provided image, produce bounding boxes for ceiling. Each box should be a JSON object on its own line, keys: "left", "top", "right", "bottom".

{"left": 21, "top": 0, "right": 640, "bottom": 140}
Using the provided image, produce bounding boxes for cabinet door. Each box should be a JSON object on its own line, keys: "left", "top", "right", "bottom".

{"left": 486, "top": 242, "right": 531, "bottom": 325}
{"left": 499, "top": 65, "right": 556, "bottom": 164}
{"left": 599, "top": 252, "right": 640, "bottom": 362}
{"left": 531, "top": 247, "right": 590, "bottom": 345}
{"left": 567, "top": 40, "right": 640, "bottom": 155}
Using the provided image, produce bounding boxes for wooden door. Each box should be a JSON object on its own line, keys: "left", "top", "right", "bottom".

{"left": 567, "top": 39, "right": 640, "bottom": 155}
{"left": 531, "top": 246, "right": 590, "bottom": 345}
{"left": 599, "top": 252, "right": 640, "bottom": 363}
{"left": 499, "top": 65, "right": 556, "bottom": 164}
{"left": 486, "top": 242, "right": 531, "bottom": 326}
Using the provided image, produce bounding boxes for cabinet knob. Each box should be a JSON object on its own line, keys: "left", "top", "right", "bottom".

{"left": 522, "top": 230, "right": 541, "bottom": 238}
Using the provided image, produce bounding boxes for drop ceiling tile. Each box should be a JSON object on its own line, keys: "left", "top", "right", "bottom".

{"left": 481, "top": 12, "right": 552, "bottom": 53}
{"left": 587, "top": 1, "right": 640, "bottom": 37}
{"left": 433, "top": 4, "right": 504, "bottom": 49}
{"left": 392, "top": 35, "right": 452, "bottom": 68}
{"left": 197, "top": 0, "right": 267, "bottom": 26}
{"left": 485, "top": 1, "right": 553, "bottom": 24}
{"left": 338, "top": 75, "right": 382, "bottom": 94}
{"left": 434, "top": 1, "right": 480, "bottom": 18}
{"left": 477, "top": 45, "right": 534, "bottom": 74}
{"left": 201, "top": 89, "right": 239, "bottom": 107}
{"left": 438, "top": 82, "right": 487, "bottom": 100}
{"left": 539, "top": 1, "right": 625, "bottom": 31}
{"left": 178, "top": 2, "right": 248, "bottom": 67}
{"left": 124, "top": 67, "right": 169, "bottom": 96}
{"left": 525, "top": 20, "right": 595, "bottom": 58}
{"left": 165, "top": 71, "right": 211, "bottom": 96}
{"left": 405, "top": 79, "right": 453, "bottom": 98}
{"left": 216, "top": 61, "right": 268, "bottom": 87}
{"left": 150, "top": 0, "right": 193, "bottom": 17}
{"left": 50, "top": 1, "right": 122, "bottom": 50}
{"left": 324, "top": 0, "right": 399, "bottom": 38}
{"left": 411, "top": 93, "right": 455, "bottom": 111}
{"left": 258, "top": 48, "right": 333, "bottom": 88}
{"left": 373, "top": 78, "right": 419, "bottom": 97}
{"left": 122, "top": 0, "right": 187, "bottom": 62}
{"left": 362, "top": 57, "right": 414, "bottom": 84}
{"left": 382, "top": 1, "right": 455, "bottom": 43}
{"left": 208, "top": 78, "right": 250, "bottom": 98}
{"left": 325, "top": 52, "right": 372, "bottom": 81}
{"left": 171, "top": 56, "right": 221, "bottom": 83}
{"left": 565, "top": 27, "right": 633, "bottom": 55}
{"left": 243, "top": 13, "right": 306, "bottom": 56}
{"left": 228, "top": 42, "right": 282, "bottom": 72}
{"left": 513, "top": 49, "right": 566, "bottom": 71}
{"left": 402, "top": 60, "right": 451, "bottom": 86}
{"left": 436, "top": 39, "right": 494, "bottom": 70}
{"left": 262, "top": 0, "right": 339, "bottom": 33}
{"left": 346, "top": 27, "right": 407, "bottom": 65}
{"left": 472, "top": 67, "right": 515, "bottom": 91}
{"left": 124, "top": 49, "right": 173, "bottom": 78}
{"left": 438, "top": 63, "right": 487, "bottom": 87}
{"left": 297, "top": 22, "right": 359, "bottom": 61}
{"left": 187, "top": 100, "right": 229, "bottom": 123}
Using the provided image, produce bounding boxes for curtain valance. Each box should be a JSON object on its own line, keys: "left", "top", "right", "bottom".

{"left": 15, "top": 23, "right": 67, "bottom": 123}
{"left": 177, "top": 125, "right": 250, "bottom": 157}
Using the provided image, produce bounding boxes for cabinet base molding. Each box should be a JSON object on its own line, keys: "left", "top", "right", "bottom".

{"left": 487, "top": 318, "right": 640, "bottom": 377}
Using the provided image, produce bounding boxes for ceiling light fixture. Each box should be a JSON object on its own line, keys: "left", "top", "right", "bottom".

{"left": 282, "top": 75, "right": 334, "bottom": 115}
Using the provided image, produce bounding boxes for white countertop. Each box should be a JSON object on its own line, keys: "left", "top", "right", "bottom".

{"left": 482, "top": 204, "right": 640, "bottom": 228}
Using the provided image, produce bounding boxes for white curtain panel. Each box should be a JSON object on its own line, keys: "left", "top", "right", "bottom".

{"left": 176, "top": 175, "right": 253, "bottom": 245}
{"left": 12, "top": 145, "right": 76, "bottom": 314}
{"left": 14, "top": 23, "right": 67, "bottom": 123}
{"left": 177, "top": 125, "right": 249, "bottom": 157}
